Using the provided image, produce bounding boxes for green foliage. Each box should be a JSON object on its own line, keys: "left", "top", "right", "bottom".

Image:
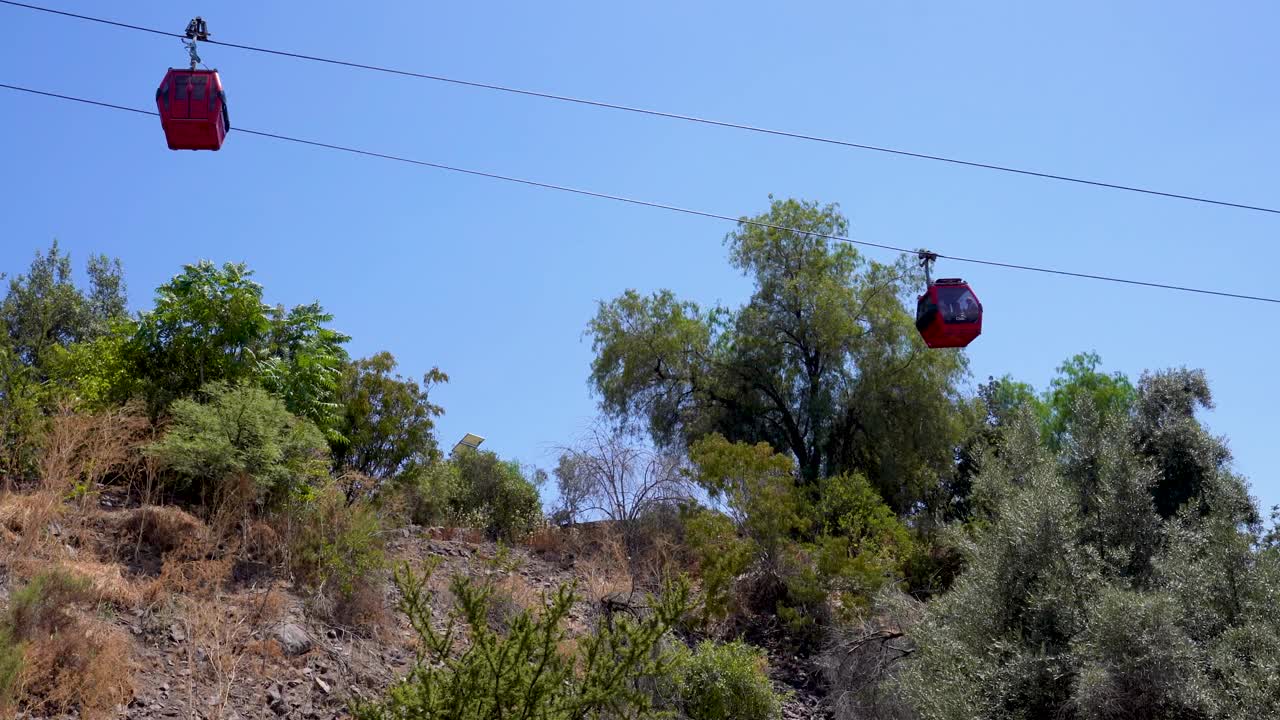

{"left": 2, "top": 241, "right": 125, "bottom": 373}
{"left": 899, "top": 367, "right": 1280, "bottom": 720}
{"left": 0, "top": 626, "right": 21, "bottom": 711}
{"left": 146, "top": 382, "right": 329, "bottom": 506}
{"left": 259, "top": 302, "right": 351, "bottom": 439}
{"left": 0, "top": 243, "right": 126, "bottom": 478}
{"left": 331, "top": 352, "right": 447, "bottom": 495}
{"left": 683, "top": 506, "right": 753, "bottom": 624}
{"left": 0, "top": 341, "right": 42, "bottom": 481}
{"left": 122, "top": 261, "right": 351, "bottom": 421}
{"left": 689, "top": 434, "right": 806, "bottom": 558}
{"left": 8, "top": 568, "right": 93, "bottom": 641}
{"left": 290, "top": 485, "right": 386, "bottom": 600}
{"left": 452, "top": 449, "right": 544, "bottom": 542}
{"left": 44, "top": 319, "right": 138, "bottom": 409}
{"left": 664, "top": 640, "right": 785, "bottom": 720}
{"left": 688, "top": 436, "right": 907, "bottom": 644}
{"left": 1041, "top": 352, "right": 1135, "bottom": 447}
{"left": 125, "top": 261, "right": 271, "bottom": 414}
{"left": 588, "top": 197, "right": 969, "bottom": 511}
{"left": 396, "top": 461, "right": 462, "bottom": 527}
{"left": 808, "top": 475, "right": 911, "bottom": 611}
{"left": 354, "top": 564, "right": 690, "bottom": 720}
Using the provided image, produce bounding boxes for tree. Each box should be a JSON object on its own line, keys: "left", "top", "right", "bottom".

{"left": 588, "top": 198, "right": 969, "bottom": 511}
{"left": 330, "top": 352, "right": 447, "bottom": 492}
{"left": 259, "top": 302, "right": 351, "bottom": 438}
{"left": 897, "top": 369, "right": 1280, "bottom": 720}
{"left": 688, "top": 434, "right": 806, "bottom": 559}
{"left": 2, "top": 241, "right": 126, "bottom": 374}
{"left": 0, "top": 242, "right": 126, "bottom": 480}
{"left": 1041, "top": 352, "right": 1135, "bottom": 448}
{"left": 125, "top": 261, "right": 271, "bottom": 414}
{"left": 553, "top": 420, "right": 692, "bottom": 533}
{"left": 123, "top": 261, "right": 352, "bottom": 422}
{"left": 1134, "top": 368, "right": 1250, "bottom": 521}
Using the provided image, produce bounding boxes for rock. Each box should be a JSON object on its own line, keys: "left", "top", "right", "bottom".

{"left": 169, "top": 624, "right": 186, "bottom": 643}
{"left": 275, "top": 623, "right": 313, "bottom": 656}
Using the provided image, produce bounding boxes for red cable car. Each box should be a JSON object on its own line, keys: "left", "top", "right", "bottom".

{"left": 915, "top": 252, "right": 982, "bottom": 349}
{"left": 156, "top": 17, "right": 229, "bottom": 151}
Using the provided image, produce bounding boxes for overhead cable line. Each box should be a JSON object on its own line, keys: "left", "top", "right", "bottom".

{"left": 3, "top": 0, "right": 1278, "bottom": 217}
{"left": 2, "top": 82, "right": 1277, "bottom": 305}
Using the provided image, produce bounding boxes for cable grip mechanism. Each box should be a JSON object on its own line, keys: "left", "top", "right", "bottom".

{"left": 182, "top": 17, "right": 210, "bottom": 69}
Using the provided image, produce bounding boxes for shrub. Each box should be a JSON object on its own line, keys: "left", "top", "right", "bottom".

{"left": 397, "top": 461, "right": 460, "bottom": 526}
{"left": 683, "top": 506, "right": 752, "bottom": 625}
{"left": 289, "top": 485, "right": 386, "bottom": 626}
{"left": 147, "top": 382, "right": 329, "bottom": 509}
{"left": 8, "top": 568, "right": 93, "bottom": 640}
{"left": 0, "top": 627, "right": 20, "bottom": 712}
{"left": 452, "top": 449, "right": 543, "bottom": 542}
{"left": 664, "top": 640, "right": 785, "bottom": 720}
{"left": 355, "top": 564, "right": 690, "bottom": 720}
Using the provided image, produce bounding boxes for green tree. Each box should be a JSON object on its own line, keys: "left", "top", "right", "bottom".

{"left": 2, "top": 241, "right": 126, "bottom": 373}
{"left": 125, "top": 261, "right": 271, "bottom": 414}
{"left": 123, "top": 261, "right": 351, "bottom": 423}
{"left": 898, "top": 369, "right": 1280, "bottom": 720}
{"left": 330, "top": 352, "right": 447, "bottom": 493}
{"left": 689, "top": 434, "right": 806, "bottom": 561}
{"left": 146, "top": 382, "right": 329, "bottom": 507}
{"left": 1041, "top": 352, "right": 1135, "bottom": 447}
{"left": 588, "top": 198, "right": 969, "bottom": 511}
{"left": 0, "top": 242, "right": 126, "bottom": 479}
{"left": 259, "top": 302, "right": 351, "bottom": 438}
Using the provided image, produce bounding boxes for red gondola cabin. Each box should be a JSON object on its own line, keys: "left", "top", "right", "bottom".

{"left": 916, "top": 278, "right": 982, "bottom": 348}
{"left": 156, "top": 69, "right": 229, "bottom": 151}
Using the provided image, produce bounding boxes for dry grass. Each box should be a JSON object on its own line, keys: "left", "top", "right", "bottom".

{"left": 38, "top": 404, "right": 149, "bottom": 507}
{"left": 8, "top": 568, "right": 135, "bottom": 718}
{"left": 19, "top": 618, "right": 133, "bottom": 719}
{"left": 105, "top": 504, "right": 210, "bottom": 559}
{"left": 428, "top": 526, "right": 487, "bottom": 544}
{"left": 525, "top": 525, "right": 569, "bottom": 558}
{"left": 59, "top": 559, "right": 141, "bottom": 609}
{"left": 179, "top": 596, "right": 253, "bottom": 719}
{"left": 0, "top": 490, "right": 71, "bottom": 563}
{"left": 577, "top": 531, "right": 633, "bottom": 604}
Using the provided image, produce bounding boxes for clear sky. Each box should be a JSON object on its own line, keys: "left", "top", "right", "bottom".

{"left": 2, "top": 1, "right": 1276, "bottom": 511}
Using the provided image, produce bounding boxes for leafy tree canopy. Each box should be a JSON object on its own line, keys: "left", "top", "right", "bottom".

{"left": 589, "top": 197, "right": 970, "bottom": 512}
{"left": 330, "top": 351, "right": 446, "bottom": 486}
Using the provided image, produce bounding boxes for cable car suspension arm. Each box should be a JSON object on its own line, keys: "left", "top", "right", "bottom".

{"left": 182, "top": 16, "right": 209, "bottom": 70}
{"left": 918, "top": 250, "right": 938, "bottom": 286}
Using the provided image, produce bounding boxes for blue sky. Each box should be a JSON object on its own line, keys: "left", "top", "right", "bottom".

{"left": 2, "top": 1, "right": 1276, "bottom": 510}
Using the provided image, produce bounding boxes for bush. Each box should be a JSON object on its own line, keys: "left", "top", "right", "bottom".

{"left": 355, "top": 564, "right": 690, "bottom": 720}
{"left": 684, "top": 506, "right": 752, "bottom": 625}
{"left": 665, "top": 640, "right": 785, "bottom": 720}
{"left": 452, "top": 449, "right": 543, "bottom": 542}
{"left": 8, "top": 568, "right": 93, "bottom": 640}
{"left": 289, "top": 481, "right": 384, "bottom": 604}
{"left": 0, "top": 627, "right": 20, "bottom": 712}
{"left": 147, "top": 382, "right": 330, "bottom": 508}
{"left": 396, "top": 461, "right": 460, "bottom": 526}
